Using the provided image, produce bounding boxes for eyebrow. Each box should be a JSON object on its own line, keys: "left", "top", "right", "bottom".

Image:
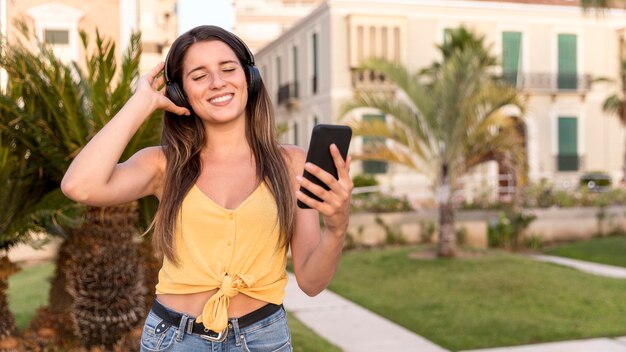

{"left": 186, "top": 60, "right": 240, "bottom": 77}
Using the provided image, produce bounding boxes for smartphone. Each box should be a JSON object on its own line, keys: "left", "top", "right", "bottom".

{"left": 297, "top": 124, "right": 352, "bottom": 209}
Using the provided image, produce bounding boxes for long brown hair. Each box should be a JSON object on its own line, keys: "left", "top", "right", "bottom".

{"left": 152, "top": 25, "right": 295, "bottom": 265}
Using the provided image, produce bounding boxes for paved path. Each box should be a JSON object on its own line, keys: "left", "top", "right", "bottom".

{"left": 462, "top": 337, "right": 626, "bottom": 352}
{"left": 531, "top": 254, "right": 626, "bottom": 279}
{"left": 283, "top": 273, "right": 448, "bottom": 352}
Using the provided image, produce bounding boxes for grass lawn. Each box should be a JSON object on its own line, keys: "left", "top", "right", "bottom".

{"left": 543, "top": 235, "right": 626, "bottom": 268}
{"left": 7, "top": 261, "right": 339, "bottom": 351}
{"left": 7, "top": 261, "right": 54, "bottom": 330}
{"left": 329, "top": 245, "right": 626, "bottom": 351}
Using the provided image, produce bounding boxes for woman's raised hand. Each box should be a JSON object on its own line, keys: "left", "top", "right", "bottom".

{"left": 296, "top": 144, "right": 353, "bottom": 238}
{"left": 135, "top": 62, "right": 190, "bottom": 116}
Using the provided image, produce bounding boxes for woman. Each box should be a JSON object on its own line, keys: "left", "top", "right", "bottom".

{"left": 61, "top": 25, "right": 352, "bottom": 351}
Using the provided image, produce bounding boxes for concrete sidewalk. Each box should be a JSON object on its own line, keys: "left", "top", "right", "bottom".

{"left": 283, "top": 273, "right": 448, "bottom": 352}
{"left": 531, "top": 254, "right": 626, "bottom": 278}
{"left": 462, "top": 337, "right": 626, "bottom": 352}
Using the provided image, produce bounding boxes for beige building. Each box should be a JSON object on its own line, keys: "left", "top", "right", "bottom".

{"left": 136, "top": 0, "right": 178, "bottom": 74}
{"left": 2, "top": 0, "right": 177, "bottom": 76}
{"left": 254, "top": 0, "right": 626, "bottom": 204}
{"left": 1, "top": 0, "right": 7, "bottom": 89}
{"left": 234, "top": 0, "right": 324, "bottom": 53}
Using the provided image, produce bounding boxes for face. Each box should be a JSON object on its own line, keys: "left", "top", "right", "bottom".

{"left": 181, "top": 40, "right": 248, "bottom": 124}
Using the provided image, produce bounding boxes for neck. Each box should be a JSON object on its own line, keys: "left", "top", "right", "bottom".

{"left": 201, "top": 118, "right": 250, "bottom": 158}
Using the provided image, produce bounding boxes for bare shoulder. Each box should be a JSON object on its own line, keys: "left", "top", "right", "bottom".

{"left": 281, "top": 144, "right": 307, "bottom": 174}
{"left": 126, "top": 146, "right": 166, "bottom": 196}
{"left": 131, "top": 146, "right": 166, "bottom": 171}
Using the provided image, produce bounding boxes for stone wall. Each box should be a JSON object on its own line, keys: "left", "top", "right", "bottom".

{"left": 347, "top": 206, "right": 626, "bottom": 248}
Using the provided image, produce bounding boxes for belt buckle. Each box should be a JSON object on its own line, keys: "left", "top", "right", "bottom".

{"left": 199, "top": 328, "right": 227, "bottom": 342}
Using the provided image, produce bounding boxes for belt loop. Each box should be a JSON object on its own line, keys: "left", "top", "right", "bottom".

{"left": 176, "top": 314, "right": 189, "bottom": 342}
{"left": 231, "top": 319, "right": 242, "bottom": 347}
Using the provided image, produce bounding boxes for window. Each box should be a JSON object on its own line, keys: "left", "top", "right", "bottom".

{"left": 44, "top": 29, "right": 69, "bottom": 44}
{"left": 362, "top": 114, "right": 388, "bottom": 174}
{"left": 381, "top": 27, "right": 388, "bottom": 60}
{"left": 357, "top": 26, "right": 364, "bottom": 62}
{"left": 502, "top": 31, "right": 522, "bottom": 85}
{"left": 312, "top": 32, "right": 318, "bottom": 94}
{"left": 393, "top": 27, "right": 400, "bottom": 62}
{"left": 293, "top": 122, "right": 299, "bottom": 146}
{"left": 558, "top": 34, "right": 577, "bottom": 90}
{"left": 292, "top": 45, "right": 299, "bottom": 98}
{"left": 443, "top": 28, "right": 452, "bottom": 49}
{"left": 369, "top": 26, "right": 376, "bottom": 56}
{"left": 276, "top": 56, "right": 282, "bottom": 101}
{"left": 276, "top": 56, "right": 282, "bottom": 87}
{"left": 558, "top": 117, "right": 578, "bottom": 171}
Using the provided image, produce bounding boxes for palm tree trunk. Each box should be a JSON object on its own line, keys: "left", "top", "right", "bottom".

{"left": 437, "top": 164, "right": 457, "bottom": 257}
{"left": 0, "top": 256, "right": 20, "bottom": 343}
{"left": 437, "top": 200, "right": 456, "bottom": 257}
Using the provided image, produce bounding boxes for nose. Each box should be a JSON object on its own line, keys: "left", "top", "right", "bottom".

{"left": 209, "top": 72, "right": 226, "bottom": 90}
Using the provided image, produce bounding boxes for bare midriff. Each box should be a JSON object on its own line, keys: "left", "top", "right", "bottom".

{"left": 156, "top": 290, "right": 268, "bottom": 319}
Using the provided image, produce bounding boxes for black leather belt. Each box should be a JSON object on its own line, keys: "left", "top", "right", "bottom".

{"left": 151, "top": 299, "right": 283, "bottom": 341}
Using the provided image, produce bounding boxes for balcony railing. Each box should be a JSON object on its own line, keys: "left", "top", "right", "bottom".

{"left": 503, "top": 72, "right": 592, "bottom": 93}
{"left": 277, "top": 82, "right": 299, "bottom": 105}
{"left": 351, "top": 69, "right": 396, "bottom": 93}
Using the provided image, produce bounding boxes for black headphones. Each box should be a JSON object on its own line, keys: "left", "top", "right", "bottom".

{"left": 163, "top": 29, "right": 262, "bottom": 110}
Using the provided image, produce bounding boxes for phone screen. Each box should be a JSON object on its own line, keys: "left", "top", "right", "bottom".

{"left": 297, "top": 124, "right": 352, "bottom": 209}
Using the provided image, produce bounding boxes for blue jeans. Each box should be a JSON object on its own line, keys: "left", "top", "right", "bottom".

{"left": 139, "top": 301, "right": 292, "bottom": 352}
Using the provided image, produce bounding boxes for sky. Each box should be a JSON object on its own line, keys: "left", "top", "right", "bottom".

{"left": 178, "top": 0, "right": 234, "bottom": 33}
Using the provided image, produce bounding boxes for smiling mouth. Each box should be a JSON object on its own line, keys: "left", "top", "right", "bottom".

{"left": 209, "top": 94, "right": 233, "bottom": 104}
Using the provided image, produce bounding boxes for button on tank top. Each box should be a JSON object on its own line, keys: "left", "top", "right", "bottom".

{"left": 155, "top": 181, "right": 288, "bottom": 331}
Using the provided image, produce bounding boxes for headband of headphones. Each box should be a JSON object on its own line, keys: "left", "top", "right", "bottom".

{"left": 163, "top": 28, "right": 256, "bottom": 83}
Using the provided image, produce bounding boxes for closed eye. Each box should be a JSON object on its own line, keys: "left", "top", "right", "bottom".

{"left": 191, "top": 75, "right": 206, "bottom": 81}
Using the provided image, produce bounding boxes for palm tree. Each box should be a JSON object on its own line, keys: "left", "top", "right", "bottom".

{"left": 578, "top": 1, "right": 626, "bottom": 183}
{"left": 342, "top": 28, "right": 526, "bottom": 257}
{"left": 0, "top": 59, "right": 83, "bottom": 347}
{"left": 0, "top": 26, "right": 160, "bottom": 348}
{"left": 580, "top": 0, "right": 614, "bottom": 9}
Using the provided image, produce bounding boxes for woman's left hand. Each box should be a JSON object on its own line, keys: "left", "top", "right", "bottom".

{"left": 296, "top": 144, "right": 353, "bottom": 237}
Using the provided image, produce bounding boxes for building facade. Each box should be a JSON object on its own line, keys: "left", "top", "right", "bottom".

{"left": 2, "top": 0, "right": 177, "bottom": 76}
{"left": 253, "top": 0, "right": 626, "bottom": 204}
{"left": 233, "top": 0, "right": 324, "bottom": 53}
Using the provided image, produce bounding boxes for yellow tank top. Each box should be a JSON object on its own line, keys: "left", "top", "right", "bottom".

{"left": 155, "top": 181, "right": 288, "bottom": 331}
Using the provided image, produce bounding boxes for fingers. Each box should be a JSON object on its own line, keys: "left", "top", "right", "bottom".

{"left": 296, "top": 159, "right": 352, "bottom": 213}
{"left": 149, "top": 62, "right": 165, "bottom": 79}
{"left": 164, "top": 100, "right": 191, "bottom": 116}
{"left": 330, "top": 144, "right": 350, "bottom": 181}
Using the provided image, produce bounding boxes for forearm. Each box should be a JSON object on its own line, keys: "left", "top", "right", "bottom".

{"left": 295, "top": 228, "right": 346, "bottom": 296}
{"left": 61, "top": 94, "right": 155, "bottom": 198}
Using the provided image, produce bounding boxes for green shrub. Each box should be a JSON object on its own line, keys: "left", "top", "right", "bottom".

{"left": 488, "top": 209, "right": 536, "bottom": 250}
{"left": 456, "top": 227, "right": 468, "bottom": 246}
{"left": 420, "top": 221, "right": 436, "bottom": 243}
{"left": 352, "top": 173, "right": 379, "bottom": 188}
{"left": 351, "top": 192, "right": 413, "bottom": 213}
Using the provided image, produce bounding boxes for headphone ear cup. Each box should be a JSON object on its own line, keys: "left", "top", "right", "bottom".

{"left": 246, "top": 65, "right": 261, "bottom": 96}
{"left": 166, "top": 82, "right": 191, "bottom": 110}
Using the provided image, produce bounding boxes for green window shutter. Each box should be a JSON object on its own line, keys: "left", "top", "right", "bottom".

{"left": 502, "top": 32, "right": 521, "bottom": 85}
{"left": 558, "top": 117, "right": 578, "bottom": 171}
{"left": 362, "top": 114, "right": 388, "bottom": 174}
{"left": 558, "top": 34, "right": 577, "bottom": 89}
{"left": 443, "top": 28, "right": 452, "bottom": 48}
